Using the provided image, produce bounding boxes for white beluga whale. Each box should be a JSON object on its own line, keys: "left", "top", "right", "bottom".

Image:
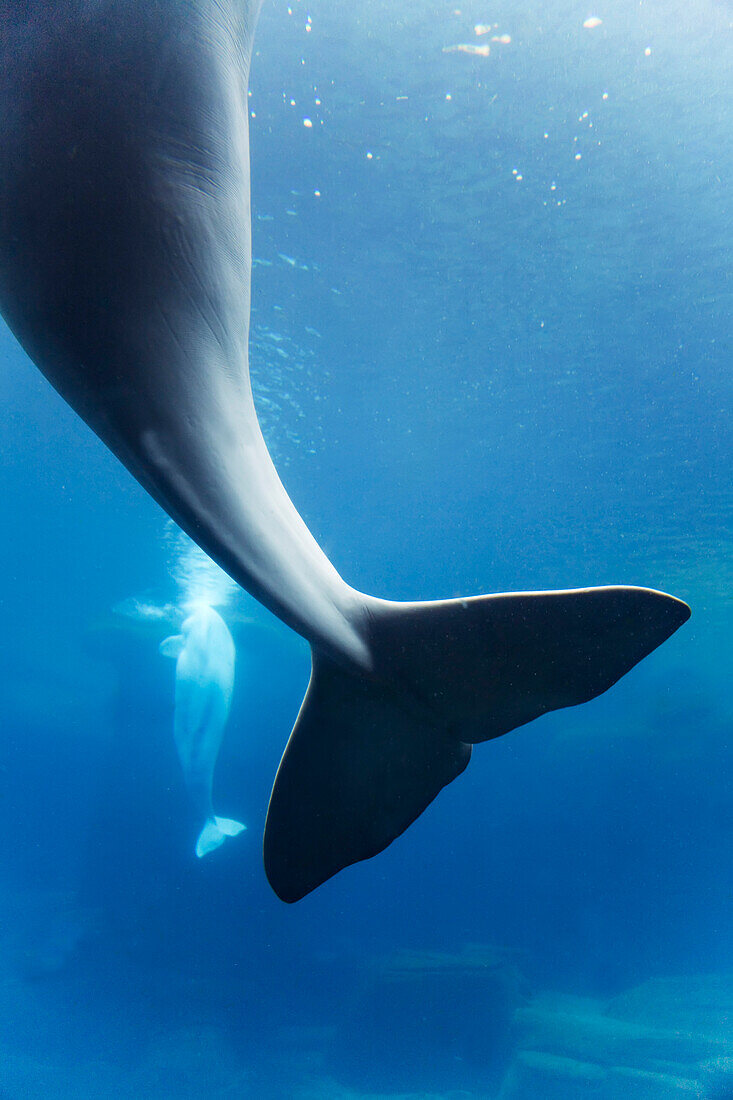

{"left": 160, "top": 604, "right": 245, "bottom": 858}
{"left": 0, "top": 1, "right": 690, "bottom": 901}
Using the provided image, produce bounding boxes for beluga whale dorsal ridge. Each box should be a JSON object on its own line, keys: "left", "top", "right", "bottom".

{"left": 160, "top": 603, "right": 245, "bottom": 858}
{"left": 0, "top": 1, "right": 690, "bottom": 901}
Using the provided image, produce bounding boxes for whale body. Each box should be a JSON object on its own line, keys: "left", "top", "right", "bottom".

{"left": 161, "top": 605, "right": 245, "bottom": 858}
{"left": 0, "top": 1, "right": 689, "bottom": 901}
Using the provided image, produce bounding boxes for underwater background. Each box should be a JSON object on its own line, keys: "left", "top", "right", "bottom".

{"left": 0, "top": 0, "right": 730, "bottom": 1096}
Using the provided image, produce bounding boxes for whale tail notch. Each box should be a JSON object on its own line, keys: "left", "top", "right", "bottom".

{"left": 196, "top": 816, "right": 246, "bottom": 859}
{"left": 264, "top": 585, "right": 690, "bottom": 902}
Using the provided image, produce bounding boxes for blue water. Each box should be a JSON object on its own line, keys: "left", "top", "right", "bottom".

{"left": 0, "top": 1, "right": 730, "bottom": 1097}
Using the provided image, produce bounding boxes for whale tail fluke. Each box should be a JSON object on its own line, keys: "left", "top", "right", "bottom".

{"left": 264, "top": 585, "right": 689, "bottom": 902}
{"left": 196, "top": 816, "right": 247, "bottom": 859}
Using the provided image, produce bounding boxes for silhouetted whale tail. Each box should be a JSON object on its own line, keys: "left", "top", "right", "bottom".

{"left": 264, "top": 585, "right": 689, "bottom": 902}
{"left": 196, "top": 816, "right": 246, "bottom": 859}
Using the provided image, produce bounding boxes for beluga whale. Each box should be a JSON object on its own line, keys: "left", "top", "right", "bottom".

{"left": 0, "top": 0, "right": 690, "bottom": 901}
{"left": 160, "top": 604, "right": 245, "bottom": 858}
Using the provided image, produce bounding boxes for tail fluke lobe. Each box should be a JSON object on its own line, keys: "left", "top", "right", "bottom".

{"left": 264, "top": 585, "right": 690, "bottom": 901}
{"left": 196, "top": 816, "right": 246, "bottom": 858}
{"left": 367, "top": 585, "right": 691, "bottom": 743}
{"left": 264, "top": 654, "right": 471, "bottom": 903}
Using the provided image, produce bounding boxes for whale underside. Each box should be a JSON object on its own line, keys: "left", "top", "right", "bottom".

{"left": 0, "top": 0, "right": 689, "bottom": 901}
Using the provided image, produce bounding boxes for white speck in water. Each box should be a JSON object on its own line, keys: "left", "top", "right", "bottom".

{"left": 442, "top": 43, "right": 491, "bottom": 57}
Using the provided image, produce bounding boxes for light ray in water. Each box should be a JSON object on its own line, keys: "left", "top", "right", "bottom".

{"left": 163, "top": 522, "right": 240, "bottom": 612}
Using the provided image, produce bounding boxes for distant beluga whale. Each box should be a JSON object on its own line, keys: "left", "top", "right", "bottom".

{"left": 0, "top": 1, "right": 689, "bottom": 901}
{"left": 160, "top": 605, "right": 245, "bottom": 858}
